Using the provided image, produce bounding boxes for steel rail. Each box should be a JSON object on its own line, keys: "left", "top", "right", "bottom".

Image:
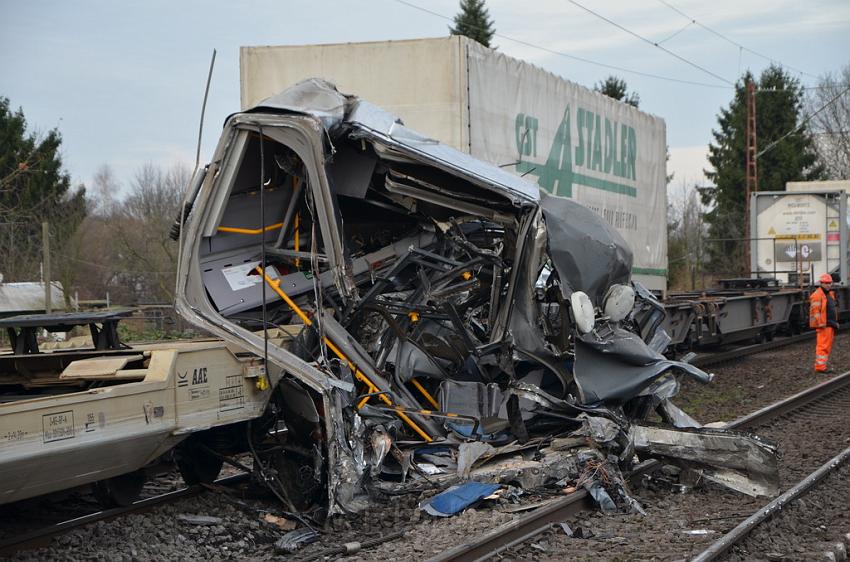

{"left": 690, "top": 332, "right": 813, "bottom": 368}
{"left": 692, "top": 441, "right": 850, "bottom": 561}
{"left": 427, "top": 460, "right": 659, "bottom": 562}
{"left": 691, "top": 321, "right": 850, "bottom": 369}
{"left": 727, "top": 369, "right": 850, "bottom": 429}
{"left": 0, "top": 473, "right": 249, "bottom": 555}
{"left": 429, "top": 370, "right": 850, "bottom": 562}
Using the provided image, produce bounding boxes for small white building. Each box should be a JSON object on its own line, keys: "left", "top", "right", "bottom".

{"left": 0, "top": 281, "right": 65, "bottom": 317}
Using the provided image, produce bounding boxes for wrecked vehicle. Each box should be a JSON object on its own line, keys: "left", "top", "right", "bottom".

{"left": 173, "top": 79, "right": 778, "bottom": 516}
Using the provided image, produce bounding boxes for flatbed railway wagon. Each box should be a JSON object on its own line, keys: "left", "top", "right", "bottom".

{"left": 0, "top": 310, "right": 288, "bottom": 506}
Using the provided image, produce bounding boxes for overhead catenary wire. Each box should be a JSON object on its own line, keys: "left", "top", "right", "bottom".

{"left": 393, "top": 0, "right": 834, "bottom": 93}
{"left": 654, "top": 0, "right": 820, "bottom": 80}
{"left": 656, "top": 19, "right": 694, "bottom": 45}
{"left": 391, "top": 0, "right": 732, "bottom": 89}
{"left": 756, "top": 82, "right": 850, "bottom": 159}
{"left": 564, "top": 0, "right": 734, "bottom": 86}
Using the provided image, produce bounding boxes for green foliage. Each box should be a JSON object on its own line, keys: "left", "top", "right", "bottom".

{"left": 449, "top": 0, "right": 495, "bottom": 48}
{"left": 0, "top": 97, "right": 87, "bottom": 282}
{"left": 702, "top": 65, "right": 824, "bottom": 273}
{"left": 117, "top": 322, "right": 192, "bottom": 343}
{"left": 594, "top": 76, "right": 640, "bottom": 108}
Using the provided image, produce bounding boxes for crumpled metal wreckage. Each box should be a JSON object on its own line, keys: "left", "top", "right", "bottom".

{"left": 174, "top": 79, "right": 779, "bottom": 518}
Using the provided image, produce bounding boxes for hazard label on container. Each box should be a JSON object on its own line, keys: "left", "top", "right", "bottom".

{"left": 829, "top": 220, "right": 838, "bottom": 229}
{"left": 774, "top": 233, "right": 821, "bottom": 240}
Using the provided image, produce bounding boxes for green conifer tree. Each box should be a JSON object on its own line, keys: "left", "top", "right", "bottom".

{"left": 0, "top": 97, "right": 87, "bottom": 282}
{"left": 594, "top": 76, "right": 640, "bottom": 108}
{"left": 449, "top": 0, "right": 495, "bottom": 48}
{"left": 702, "top": 65, "right": 824, "bottom": 274}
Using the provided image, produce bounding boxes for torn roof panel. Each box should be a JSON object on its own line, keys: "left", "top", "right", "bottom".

{"left": 248, "top": 78, "right": 540, "bottom": 204}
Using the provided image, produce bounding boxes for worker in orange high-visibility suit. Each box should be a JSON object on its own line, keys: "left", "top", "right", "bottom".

{"left": 810, "top": 273, "right": 839, "bottom": 373}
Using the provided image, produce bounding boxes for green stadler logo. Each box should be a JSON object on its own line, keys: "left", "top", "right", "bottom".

{"left": 515, "top": 106, "right": 638, "bottom": 198}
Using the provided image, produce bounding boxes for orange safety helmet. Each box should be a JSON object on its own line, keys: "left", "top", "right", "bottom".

{"left": 820, "top": 273, "right": 834, "bottom": 284}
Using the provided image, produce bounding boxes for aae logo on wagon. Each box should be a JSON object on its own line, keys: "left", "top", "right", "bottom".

{"left": 514, "top": 106, "right": 638, "bottom": 199}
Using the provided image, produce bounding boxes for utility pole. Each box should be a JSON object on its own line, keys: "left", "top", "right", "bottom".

{"left": 744, "top": 80, "right": 758, "bottom": 276}
{"left": 42, "top": 221, "right": 51, "bottom": 314}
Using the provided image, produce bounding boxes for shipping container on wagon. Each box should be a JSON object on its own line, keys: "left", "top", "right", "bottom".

{"left": 239, "top": 36, "right": 669, "bottom": 291}
{"left": 750, "top": 187, "right": 850, "bottom": 285}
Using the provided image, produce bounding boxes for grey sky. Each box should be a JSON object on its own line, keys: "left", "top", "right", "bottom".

{"left": 1, "top": 0, "right": 848, "bottom": 198}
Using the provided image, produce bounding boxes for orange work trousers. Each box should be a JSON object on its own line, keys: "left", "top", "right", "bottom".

{"left": 814, "top": 326, "right": 835, "bottom": 372}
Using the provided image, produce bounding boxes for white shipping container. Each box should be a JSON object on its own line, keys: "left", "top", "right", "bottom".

{"left": 751, "top": 189, "right": 849, "bottom": 284}
{"left": 787, "top": 180, "right": 850, "bottom": 193}
{"left": 240, "top": 36, "right": 669, "bottom": 290}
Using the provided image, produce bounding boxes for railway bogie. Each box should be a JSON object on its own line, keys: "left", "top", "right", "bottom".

{"left": 661, "top": 284, "right": 850, "bottom": 351}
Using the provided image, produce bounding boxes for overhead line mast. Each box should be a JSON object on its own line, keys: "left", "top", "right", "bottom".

{"left": 745, "top": 80, "right": 758, "bottom": 276}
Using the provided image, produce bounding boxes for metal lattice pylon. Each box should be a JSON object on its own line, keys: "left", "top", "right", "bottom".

{"left": 744, "top": 80, "right": 758, "bottom": 274}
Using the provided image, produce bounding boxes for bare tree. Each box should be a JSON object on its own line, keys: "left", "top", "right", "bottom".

{"left": 667, "top": 182, "right": 706, "bottom": 290}
{"left": 51, "top": 165, "right": 126, "bottom": 305}
{"left": 807, "top": 64, "right": 850, "bottom": 180}
{"left": 90, "top": 164, "right": 119, "bottom": 214}
{"left": 106, "top": 162, "right": 188, "bottom": 303}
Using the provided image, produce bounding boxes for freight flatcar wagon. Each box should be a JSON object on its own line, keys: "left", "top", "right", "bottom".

{"left": 0, "top": 310, "right": 281, "bottom": 506}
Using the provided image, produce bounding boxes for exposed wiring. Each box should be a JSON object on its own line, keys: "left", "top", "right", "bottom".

{"left": 259, "top": 125, "right": 270, "bottom": 391}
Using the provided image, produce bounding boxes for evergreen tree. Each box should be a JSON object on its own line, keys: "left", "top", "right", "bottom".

{"left": 449, "top": 0, "right": 495, "bottom": 48}
{"left": 594, "top": 76, "right": 640, "bottom": 108}
{"left": 0, "top": 97, "right": 87, "bottom": 282}
{"left": 701, "top": 65, "right": 823, "bottom": 274}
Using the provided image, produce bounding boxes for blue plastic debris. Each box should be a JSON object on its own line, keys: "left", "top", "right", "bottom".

{"left": 421, "top": 481, "right": 501, "bottom": 517}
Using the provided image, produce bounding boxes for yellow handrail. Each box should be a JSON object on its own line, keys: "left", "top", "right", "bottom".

{"left": 255, "top": 266, "right": 434, "bottom": 442}
{"left": 217, "top": 222, "right": 284, "bottom": 235}
{"left": 411, "top": 377, "right": 440, "bottom": 410}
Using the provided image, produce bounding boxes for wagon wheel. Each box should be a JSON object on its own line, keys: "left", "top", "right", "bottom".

{"left": 248, "top": 417, "right": 323, "bottom": 513}
{"left": 92, "top": 469, "right": 146, "bottom": 508}
{"left": 175, "top": 437, "right": 224, "bottom": 486}
{"left": 265, "top": 448, "right": 323, "bottom": 511}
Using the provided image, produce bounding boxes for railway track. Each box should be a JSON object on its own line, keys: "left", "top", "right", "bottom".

{"left": 689, "top": 331, "right": 814, "bottom": 368}
{"left": 692, "top": 442, "right": 850, "bottom": 561}
{"left": 0, "top": 473, "right": 250, "bottom": 556}
{"left": 431, "top": 370, "right": 850, "bottom": 562}
{"left": 3, "top": 335, "right": 839, "bottom": 560}
{"left": 690, "top": 320, "right": 850, "bottom": 369}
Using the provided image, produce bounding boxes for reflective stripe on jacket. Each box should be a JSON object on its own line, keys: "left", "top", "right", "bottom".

{"left": 809, "top": 287, "right": 838, "bottom": 329}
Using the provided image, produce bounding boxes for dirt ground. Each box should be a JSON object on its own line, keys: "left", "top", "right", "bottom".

{"left": 726, "top": 459, "right": 850, "bottom": 561}
{"left": 676, "top": 332, "right": 850, "bottom": 423}
{"left": 496, "top": 333, "right": 850, "bottom": 561}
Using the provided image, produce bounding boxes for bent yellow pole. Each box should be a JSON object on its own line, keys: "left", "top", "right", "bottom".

{"left": 255, "top": 266, "right": 433, "bottom": 442}
{"left": 218, "top": 222, "right": 284, "bottom": 235}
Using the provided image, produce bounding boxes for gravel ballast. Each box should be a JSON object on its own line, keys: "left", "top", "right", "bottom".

{"left": 7, "top": 333, "right": 850, "bottom": 561}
